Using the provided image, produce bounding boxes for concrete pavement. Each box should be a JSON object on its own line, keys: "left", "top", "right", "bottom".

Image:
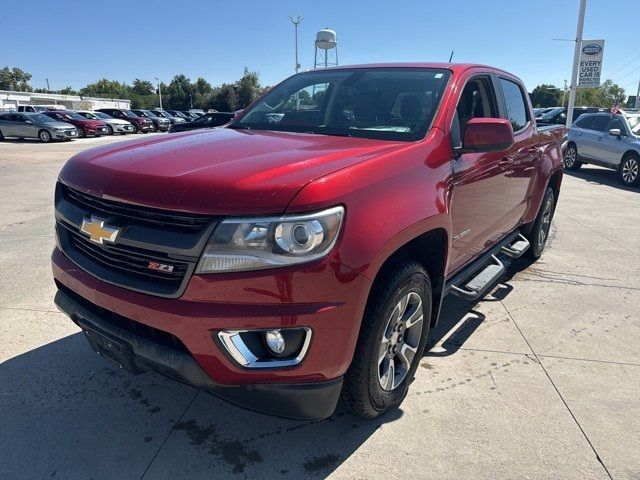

{"left": 1, "top": 135, "right": 638, "bottom": 479}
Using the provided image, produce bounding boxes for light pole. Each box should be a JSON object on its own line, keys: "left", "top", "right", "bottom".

{"left": 566, "top": 0, "right": 587, "bottom": 128}
{"left": 288, "top": 15, "right": 303, "bottom": 74}
{"left": 155, "top": 77, "right": 163, "bottom": 110}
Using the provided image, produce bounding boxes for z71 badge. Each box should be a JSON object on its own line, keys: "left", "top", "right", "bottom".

{"left": 147, "top": 261, "right": 174, "bottom": 273}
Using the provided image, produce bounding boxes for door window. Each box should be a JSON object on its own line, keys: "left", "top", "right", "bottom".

{"left": 589, "top": 115, "right": 610, "bottom": 132}
{"left": 575, "top": 116, "right": 593, "bottom": 129}
{"left": 452, "top": 76, "right": 499, "bottom": 147}
{"left": 607, "top": 117, "right": 625, "bottom": 134}
{"left": 499, "top": 78, "right": 530, "bottom": 132}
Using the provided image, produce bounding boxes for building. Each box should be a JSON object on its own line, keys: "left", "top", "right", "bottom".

{"left": 0, "top": 90, "right": 131, "bottom": 111}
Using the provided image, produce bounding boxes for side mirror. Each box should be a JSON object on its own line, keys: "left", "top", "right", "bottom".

{"left": 462, "top": 118, "right": 515, "bottom": 153}
{"left": 608, "top": 128, "right": 622, "bottom": 137}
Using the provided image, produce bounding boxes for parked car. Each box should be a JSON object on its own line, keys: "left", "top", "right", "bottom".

{"left": 534, "top": 107, "right": 556, "bottom": 118}
{"left": 168, "top": 112, "right": 235, "bottom": 133}
{"left": 188, "top": 109, "right": 205, "bottom": 116}
{"left": 129, "top": 109, "right": 171, "bottom": 132}
{"left": 42, "top": 110, "right": 108, "bottom": 137}
{"left": 565, "top": 112, "right": 640, "bottom": 187}
{"left": 0, "top": 112, "right": 77, "bottom": 142}
{"left": 166, "top": 109, "right": 192, "bottom": 122}
{"left": 75, "top": 111, "right": 135, "bottom": 135}
{"left": 17, "top": 105, "right": 58, "bottom": 113}
{"left": 537, "top": 106, "right": 604, "bottom": 125}
{"left": 180, "top": 110, "right": 200, "bottom": 120}
{"left": 52, "top": 63, "right": 564, "bottom": 421}
{"left": 95, "top": 108, "right": 153, "bottom": 133}
{"left": 150, "top": 109, "right": 186, "bottom": 125}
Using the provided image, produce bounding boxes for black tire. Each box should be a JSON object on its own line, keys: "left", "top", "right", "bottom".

{"left": 0, "top": 129, "right": 4, "bottom": 141}
{"left": 564, "top": 143, "right": 582, "bottom": 171}
{"left": 342, "top": 260, "right": 432, "bottom": 418}
{"left": 106, "top": 125, "right": 114, "bottom": 135}
{"left": 77, "top": 126, "right": 86, "bottom": 138}
{"left": 618, "top": 152, "right": 640, "bottom": 187}
{"left": 526, "top": 187, "right": 556, "bottom": 259}
{"left": 38, "top": 129, "right": 52, "bottom": 143}
{"left": 132, "top": 124, "right": 139, "bottom": 134}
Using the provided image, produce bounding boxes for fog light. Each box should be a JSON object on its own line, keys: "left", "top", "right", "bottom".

{"left": 264, "top": 330, "right": 285, "bottom": 355}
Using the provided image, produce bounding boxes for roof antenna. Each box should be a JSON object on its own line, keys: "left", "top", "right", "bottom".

{"left": 448, "top": 50, "right": 454, "bottom": 62}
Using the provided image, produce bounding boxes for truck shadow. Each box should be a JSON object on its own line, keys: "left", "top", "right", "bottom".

{"left": 425, "top": 255, "right": 534, "bottom": 357}
{"left": 1, "top": 332, "right": 401, "bottom": 479}
{"left": 564, "top": 166, "right": 639, "bottom": 193}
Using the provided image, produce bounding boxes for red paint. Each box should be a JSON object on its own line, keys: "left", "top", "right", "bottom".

{"left": 43, "top": 110, "right": 107, "bottom": 135}
{"left": 52, "top": 63, "right": 564, "bottom": 387}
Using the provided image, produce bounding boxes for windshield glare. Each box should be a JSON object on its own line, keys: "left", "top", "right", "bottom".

{"left": 627, "top": 116, "right": 640, "bottom": 135}
{"left": 30, "top": 114, "right": 57, "bottom": 123}
{"left": 123, "top": 110, "right": 138, "bottom": 118}
{"left": 233, "top": 68, "right": 451, "bottom": 141}
{"left": 93, "top": 112, "right": 111, "bottom": 119}
{"left": 540, "top": 107, "right": 564, "bottom": 119}
{"left": 65, "top": 112, "right": 86, "bottom": 120}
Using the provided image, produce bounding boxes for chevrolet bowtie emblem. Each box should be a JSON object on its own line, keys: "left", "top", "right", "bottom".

{"left": 80, "top": 216, "right": 120, "bottom": 245}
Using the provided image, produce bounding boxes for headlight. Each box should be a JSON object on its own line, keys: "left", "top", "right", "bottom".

{"left": 196, "top": 206, "right": 344, "bottom": 273}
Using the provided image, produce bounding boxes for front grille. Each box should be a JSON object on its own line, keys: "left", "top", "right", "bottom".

{"left": 63, "top": 223, "right": 188, "bottom": 285}
{"left": 61, "top": 183, "right": 212, "bottom": 232}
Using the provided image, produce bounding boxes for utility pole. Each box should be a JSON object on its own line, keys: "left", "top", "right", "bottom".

{"left": 566, "top": 0, "right": 587, "bottom": 128}
{"left": 46, "top": 78, "right": 50, "bottom": 94}
{"left": 635, "top": 79, "right": 640, "bottom": 109}
{"left": 289, "top": 15, "right": 303, "bottom": 73}
{"left": 155, "top": 77, "right": 163, "bottom": 110}
{"left": 562, "top": 80, "right": 568, "bottom": 106}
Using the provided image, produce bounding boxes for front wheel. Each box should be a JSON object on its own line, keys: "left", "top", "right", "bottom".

{"left": 38, "top": 129, "right": 52, "bottom": 143}
{"left": 77, "top": 126, "right": 86, "bottom": 138}
{"left": 564, "top": 144, "right": 582, "bottom": 171}
{"left": 106, "top": 125, "right": 114, "bottom": 135}
{"left": 342, "top": 260, "right": 432, "bottom": 418}
{"left": 619, "top": 153, "right": 640, "bottom": 187}
{"left": 526, "top": 187, "right": 556, "bottom": 259}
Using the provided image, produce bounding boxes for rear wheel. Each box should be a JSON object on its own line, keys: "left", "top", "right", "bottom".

{"left": 38, "top": 129, "right": 52, "bottom": 143}
{"left": 526, "top": 187, "right": 555, "bottom": 259}
{"left": 77, "top": 126, "right": 86, "bottom": 138}
{"left": 564, "top": 143, "right": 582, "bottom": 171}
{"left": 342, "top": 260, "right": 431, "bottom": 418}
{"left": 619, "top": 153, "right": 640, "bottom": 187}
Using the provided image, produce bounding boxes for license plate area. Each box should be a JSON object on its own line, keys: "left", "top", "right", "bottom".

{"left": 78, "top": 318, "right": 147, "bottom": 374}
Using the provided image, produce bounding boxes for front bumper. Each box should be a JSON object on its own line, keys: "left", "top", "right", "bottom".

{"left": 54, "top": 286, "right": 342, "bottom": 420}
{"left": 86, "top": 126, "right": 109, "bottom": 136}
{"left": 52, "top": 129, "right": 77, "bottom": 139}
{"left": 52, "top": 246, "right": 371, "bottom": 418}
{"left": 114, "top": 123, "right": 135, "bottom": 133}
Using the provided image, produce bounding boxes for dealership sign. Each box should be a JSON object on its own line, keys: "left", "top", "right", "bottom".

{"left": 578, "top": 39, "right": 605, "bottom": 88}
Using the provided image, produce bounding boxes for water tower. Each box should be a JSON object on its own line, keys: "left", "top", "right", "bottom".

{"left": 314, "top": 29, "right": 338, "bottom": 68}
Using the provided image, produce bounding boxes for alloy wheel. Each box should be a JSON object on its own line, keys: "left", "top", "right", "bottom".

{"left": 377, "top": 291, "right": 423, "bottom": 391}
{"left": 538, "top": 196, "right": 553, "bottom": 249}
{"left": 622, "top": 157, "right": 639, "bottom": 184}
{"left": 564, "top": 147, "right": 576, "bottom": 168}
{"left": 39, "top": 130, "right": 51, "bottom": 142}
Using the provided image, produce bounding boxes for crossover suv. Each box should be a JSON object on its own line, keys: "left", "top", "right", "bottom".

{"left": 130, "top": 109, "right": 171, "bottom": 132}
{"left": 95, "top": 108, "right": 153, "bottom": 133}
{"left": 565, "top": 112, "right": 640, "bottom": 186}
{"left": 0, "top": 112, "right": 77, "bottom": 142}
{"left": 150, "top": 110, "right": 186, "bottom": 125}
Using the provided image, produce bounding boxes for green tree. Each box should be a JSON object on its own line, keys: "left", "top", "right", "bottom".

{"left": 575, "top": 79, "right": 626, "bottom": 107}
{"left": 236, "top": 67, "right": 261, "bottom": 108}
{"left": 0, "top": 66, "right": 32, "bottom": 91}
{"left": 59, "top": 86, "right": 77, "bottom": 95}
{"left": 530, "top": 84, "right": 562, "bottom": 108}
{"left": 80, "top": 79, "right": 128, "bottom": 98}
{"left": 131, "top": 79, "right": 154, "bottom": 96}
{"left": 210, "top": 84, "right": 238, "bottom": 111}
{"left": 165, "top": 74, "right": 194, "bottom": 109}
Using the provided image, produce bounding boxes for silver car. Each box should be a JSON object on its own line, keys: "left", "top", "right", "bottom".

{"left": 76, "top": 110, "right": 135, "bottom": 135}
{"left": 565, "top": 113, "right": 640, "bottom": 187}
{"left": 0, "top": 112, "right": 78, "bottom": 142}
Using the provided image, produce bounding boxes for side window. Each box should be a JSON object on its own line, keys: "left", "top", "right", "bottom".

{"left": 499, "top": 78, "right": 530, "bottom": 132}
{"left": 575, "top": 116, "right": 592, "bottom": 129}
{"left": 608, "top": 117, "right": 625, "bottom": 134}
{"left": 452, "top": 76, "right": 499, "bottom": 147}
{"left": 589, "top": 116, "right": 609, "bottom": 132}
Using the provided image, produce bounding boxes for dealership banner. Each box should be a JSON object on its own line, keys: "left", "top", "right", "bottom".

{"left": 578, "top": 39, "right": 605, "bottom": 88}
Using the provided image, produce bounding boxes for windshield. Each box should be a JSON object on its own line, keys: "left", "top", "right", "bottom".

{"left": 78, "top": 112, "right": 97, "bottom": 119}
{"left": 233, "top": 68, "right": 451, "bottom": 141}
{"left": 64, "top": 112, "right": 87, "bottom": 120}
{"left": 93, "top": 112, "right": 111, "bottom": 119}
{"left": 628, "top": 116, "right": 640, "bottom": 135}
{"left": 539, "top": 107, "right": 564, "bottom": 119}
{"left": 122, "top": 110, "right": 138, "bottom": 118}
{"left": 133, "top": 110, "right": 149, "bottom": 117}
{"left": 29, "top": 113, "right": 57, "bottom": 123}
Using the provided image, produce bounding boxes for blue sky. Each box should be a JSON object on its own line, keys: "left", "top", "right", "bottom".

{"left": 2, "top": 0, "right": 639, "bottom": 95}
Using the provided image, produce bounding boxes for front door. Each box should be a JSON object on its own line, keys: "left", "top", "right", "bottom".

{"left": 449, "top": 75, "right": 511, "bottom": 273}
{"left": 594, "top": 115, "right": 628, "bottom": 166}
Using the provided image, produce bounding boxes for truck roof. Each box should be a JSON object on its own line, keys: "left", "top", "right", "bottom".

{"left": 309, "top": 62, "right": 515, "bottom": 76}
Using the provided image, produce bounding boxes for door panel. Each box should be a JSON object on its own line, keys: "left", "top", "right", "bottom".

{"left": 597, "top": 117, "right": 627, "bottom": 166}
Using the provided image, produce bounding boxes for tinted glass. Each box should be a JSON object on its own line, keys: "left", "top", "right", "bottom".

{"left": 589, "top": 115, "right": 610, "bottom": 132}
{"left": 608, "top": 117, "right": 625, "bottom": 133}
{"left": 29, "top": 113, "right": 57, "bottom": 123}
{"left": 235, "top": 68, "right": 451, "bottom": 141}
{"left": 93, "top": 112, "right": 112, "bottom": 119}
{"left": 575, "top": 116, "right": 592, "bottom": 129}
{"left": 122, "top": 110, "right": 138, "bottom": 118}
{"left": 499, "top": 78, "right": 529, "bottom": 132}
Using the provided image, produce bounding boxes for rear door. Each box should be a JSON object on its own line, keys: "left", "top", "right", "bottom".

{"left": 17, "top": 114, "right": 39, "bottom": 138}
{"left": 449, "top": 72, "right": 512, "bottom": 272}
{"left": 496, "top": 76, "right": 539, "bottom": 226}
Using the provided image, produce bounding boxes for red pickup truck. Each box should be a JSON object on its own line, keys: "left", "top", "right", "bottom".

{"left": 52, "top": 63, "right": 564, "bottom": 420}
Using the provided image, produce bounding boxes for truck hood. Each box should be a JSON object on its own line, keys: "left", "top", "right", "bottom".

{"left": 59, "top": 128, "right": 405, "bottom": 215}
